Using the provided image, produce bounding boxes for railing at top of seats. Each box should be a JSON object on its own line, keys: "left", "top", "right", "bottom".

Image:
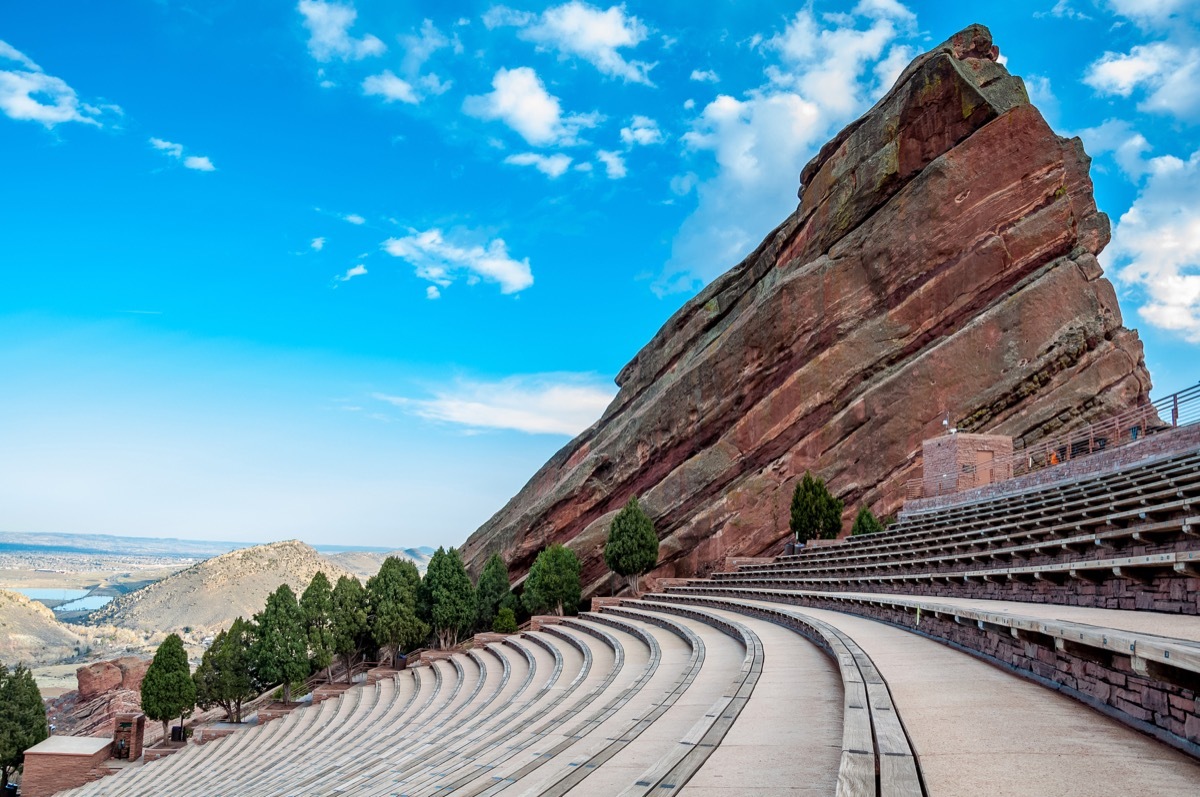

{"left": 905, "top": 381, "right": 1200, "bottom": 501}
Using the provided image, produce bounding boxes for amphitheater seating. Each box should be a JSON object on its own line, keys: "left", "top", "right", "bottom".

{"left": 713, "top": 448, "right": 1200, "bottom": 613}
{"left": 54, "top": 443, "right": 1200, "bottom": 795}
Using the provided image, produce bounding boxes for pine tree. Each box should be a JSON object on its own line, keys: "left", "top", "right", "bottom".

{"left": 604, "top": 496, "right": 660, "bottom": 594}
{"left": 419, "top": 547, "right": 476, "bottom": 649}
{"left": 140, "top": 633, "right": 196, "bottom": 741}
{"left": 367, "top": 557, "right": 429, "bottom": 666}
{"left": 850, "top": 505, "right": 885, "bottom": 536}
{"left": 331, "top": 575, "right": 369, "bottom": 683}
{"left": 193, "top": 618, "right": 257, "bottom": 723}
{"left": 0, "top": 663, "right": 49, "bottom": 789}
{"left": 789, "top": 471, "right": 844, "bottom": 544}
{"left": 492, "top": 607, "right": 518, "bottom": 634}
{"left": 523, "top": 544, "right": 582, "bottom": 617}
{"left": 253, "top": 584, "right": 309, "bottom": 704}
{"left": 474, "top": 553, "right": 513, "bottom": 631}
{"left": 301, "top": 571, "right": 336, "bottom": 681}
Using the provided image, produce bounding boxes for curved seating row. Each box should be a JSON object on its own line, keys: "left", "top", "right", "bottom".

{"left": 717, "top": 447, "right": 1200, "bottom": 612}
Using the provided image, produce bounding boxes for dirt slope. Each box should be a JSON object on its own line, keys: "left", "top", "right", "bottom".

{"left": 88, "top": 540, "right": 357, "bottom": 633}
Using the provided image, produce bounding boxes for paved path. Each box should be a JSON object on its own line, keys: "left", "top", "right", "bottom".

{"left": 679, "top": 607, "right": 842, "bottom": 796}
{"left": 829, "top": 591, "right": 1200, "bottom": 641}
{"left": 735, "top": 599, "right": 1200, "bottom": 796}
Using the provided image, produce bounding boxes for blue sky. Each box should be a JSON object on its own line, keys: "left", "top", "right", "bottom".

{"left": 2, "top": 0, "right": 1198, "bottom": 548}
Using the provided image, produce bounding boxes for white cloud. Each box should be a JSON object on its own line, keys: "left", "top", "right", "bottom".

{"left": 297, "top": 0, "right": 385, "bottom": 62}
{"left": 1085, "top": 42, "right": 1200, "bottom": 120}
{"left": 486, "top": 2, "right": 654, "bottom": 84}
{"left": 597, "top": 149, "right": 626, "bottom": 178}
{"left": 683, "top": 98, "right": 695, "bottom": 110}
{"left": 463, "top": 66, "right": 599, "bottom": 146}
{"left": 657, "top": 5, "right": 911, "bottom": 293}
{"left": 504, "top": 151, "right": 573, "bottom": 177}
{"left": 619, "top": 115, "right": 662, "bottom": 146}
{"left": 1106, "top": 149, "right": 1200, "bottom": 341}
{"left": 690, "top": 69, "right": 719, "bottom": 83}
{"left": 373, "top": 373, "right": 616, "bottom": 435}
{"left": 670, "top": 172, "right": 697, "bottom": 196}
{"left": 426, "top": 285, "right": 441, "bottom": 300}
{"left": 311, "top": 237, "right": 326, "bottom": 251}
{"left": 184, "top": 155, "right": 216, "bottom": 172}
{"left": 1035, "top": 0, "right": 1092, "bottom": 20}
{"left": 149, "top": 137, "right": 184, "bottom": 159}
{"left": 382, "top": 228, "right": 533, "bottom": 294}
{"left": 362, "top": 71, "right": 418, "bottom": 104}
{"left": 1075, "top": 118, "right": 1152, "bottom": 179}
{"left": 0, "top": 40, "right": 108, "bottom": 127}
{"left": 343, "top": 213, "right": 366, "bottom": 225}
{"left": 362, "top": 20, "right": 454, "bottom": 106}
{"left": 150, "top": 137, "right": 215, "bottom": 171}
{"left": 1103, "top": 0, "right": 1198, "bottom": 28}
{"left": 336, "top": 264, "right": 368, "bottom": 282}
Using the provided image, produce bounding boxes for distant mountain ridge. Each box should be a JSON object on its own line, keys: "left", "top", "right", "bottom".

{"left": 88, "top": 540, "right": 358, "bottom": 633}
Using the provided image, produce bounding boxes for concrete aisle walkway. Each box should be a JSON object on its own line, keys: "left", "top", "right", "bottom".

{"left": 829, "top": 591, "right": 1200, "bottom": 641}
{"left": 679, "top": 607, "right": 843, "bottom": 796}
{"left": 736, "top": 599, "right": 1200, "bottom": 797}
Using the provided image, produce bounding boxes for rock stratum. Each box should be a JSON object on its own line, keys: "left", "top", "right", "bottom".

{"left": 89, "top": 540, "right": 356, "bottom": 633}
{"left": 460, "top": 25, "right": 1152, "bottom": 596}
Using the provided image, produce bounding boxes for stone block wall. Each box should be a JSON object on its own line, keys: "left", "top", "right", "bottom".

{"left": 907, "top": 425, "right": 1200, "bottom": 513}
{"left": 921, "top": 433, "right": 1014, "bottom": 496}
{"left": 20, "top": 745, "right": 112, "bottom": 797}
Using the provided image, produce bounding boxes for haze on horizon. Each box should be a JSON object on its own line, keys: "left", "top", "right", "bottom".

{"left": 2, "top": 0, "right": 1198, "bottom": 549}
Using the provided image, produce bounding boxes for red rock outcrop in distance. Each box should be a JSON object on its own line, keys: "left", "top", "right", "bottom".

{"left": 459, "top": 25, "right": 1152, "bottom": 596}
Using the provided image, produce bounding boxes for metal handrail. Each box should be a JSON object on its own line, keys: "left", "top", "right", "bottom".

{"left": 905, "top": 381, "right": 1200, "bottom": 501}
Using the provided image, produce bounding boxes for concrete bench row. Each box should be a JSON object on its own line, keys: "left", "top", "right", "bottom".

{"left": 660, "top": 583, "right": 1200, "bottom": 758}
{"left": 746, "top": 448, "right": 1200, "bottom": 575}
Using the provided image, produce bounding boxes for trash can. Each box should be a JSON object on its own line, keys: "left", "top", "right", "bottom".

{"left": 171, "top": 725, "right": 184, "bottom": 742}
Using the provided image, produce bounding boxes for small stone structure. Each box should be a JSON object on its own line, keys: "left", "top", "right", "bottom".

{"left": 921, "top": 432, "right": 1013, "bottom": 496}
{"left": 111, "top": 712, "right": 144, "bottom": 761}
{"left": 20, "top": 736, "right": 113, "bottom": 797}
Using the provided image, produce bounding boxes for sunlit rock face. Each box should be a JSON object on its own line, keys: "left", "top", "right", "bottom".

{"left": 460, "top": 25, "right": 1152, "bottom": 596}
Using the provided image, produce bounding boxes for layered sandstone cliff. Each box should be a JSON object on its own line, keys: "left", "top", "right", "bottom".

{"left": 461, "top": 25, "right": 1152, "bottom": 596}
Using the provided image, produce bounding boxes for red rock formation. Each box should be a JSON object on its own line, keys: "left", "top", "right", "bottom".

{"left": 47, "top": 657, "right": 151, "bottom": 739}
{"left": 459, "top": 25, "right": 1151, "bottom": 596}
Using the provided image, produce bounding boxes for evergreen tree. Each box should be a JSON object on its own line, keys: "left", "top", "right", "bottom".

{"left": 523, "top": 544, "right": 582, "bottom": 617}
{"left": 474, "top": 553, "right": 513, "bottom": 631}
{"left": 419, "top": 547, "right": 476, "bottom": 649}
{"left": 253, "top": 584, "right": 308, "bottom": 704}
{"left": 850, "top": 505, "right": 885, "bottom": 536}
{"left": 331, "top": 575, "right": 369, "bottom": 683}
{"left": 604, "top": 496, "right": 660, "bottom": 594}
{"left": 193, "top": 618, "right": 257, "bottom": 723}
{"left": 301, "top": 571, "right": 335, "bottom": 681}
{"left": 789, "top": 471, "right": 844, "bottom": 543}
{"left": 492, "top": 607, "right": 518, "bottom": 634}
{"left": 0, "top": 662, "right": 49, "bottom": 790}
{"left": 367, "top": 557, "right": 429, "bottom": 666}
{"left": 140, "top": 633, "right": 196, "bottom": 740}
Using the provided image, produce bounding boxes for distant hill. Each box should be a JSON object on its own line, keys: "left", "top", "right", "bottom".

{"left": 325, "top": 547, "right": 435, "bottom": 579}
{"left": 0, "top": 530, "right": 247, "bottom": 558}
{"left": 0, "top": 589, "right": 85, "bottom": 665}
{"left": 88, "top": 540, "right": 357, "bottom": 633}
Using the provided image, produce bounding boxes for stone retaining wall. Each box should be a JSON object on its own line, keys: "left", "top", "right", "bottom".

{"left": 763, "top": 593, "right": 1200, "bottom": 756}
